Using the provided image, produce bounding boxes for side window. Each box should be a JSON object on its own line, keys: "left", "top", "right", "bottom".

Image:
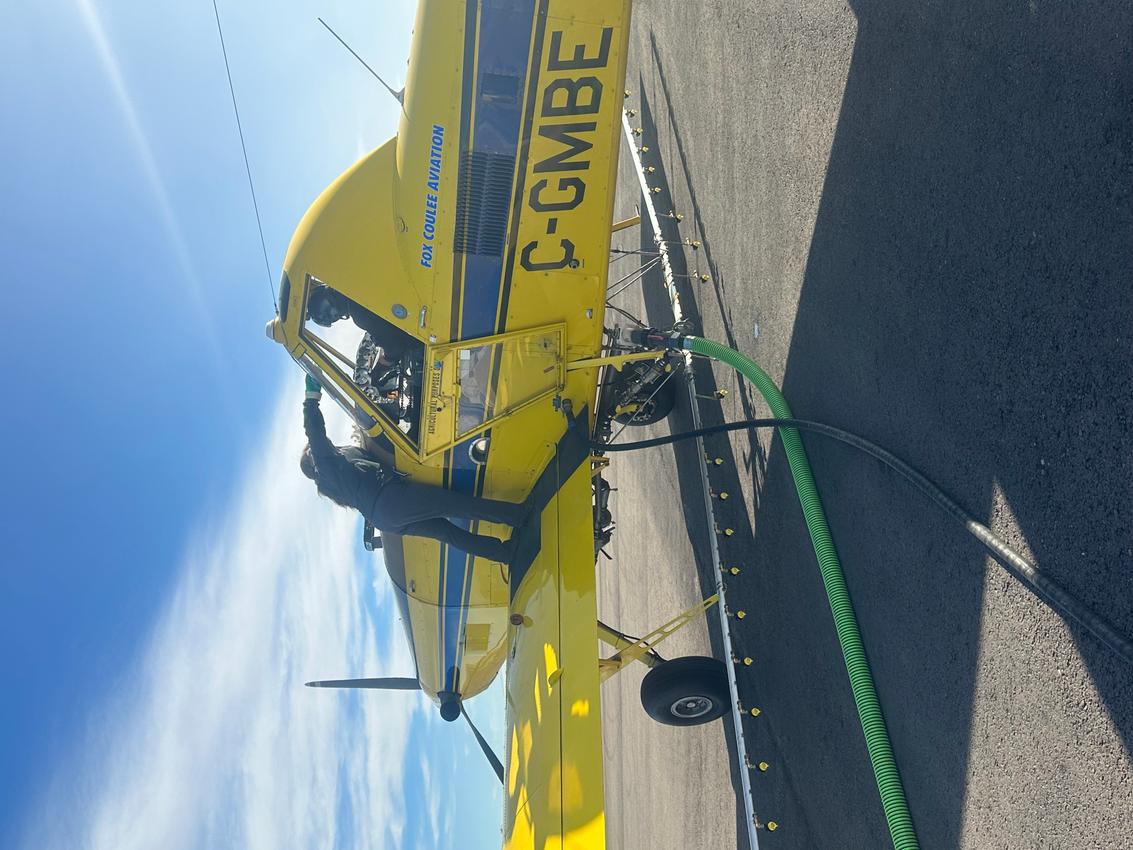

{"left": 419, "top": 325, "right": 564, "bottom": 458}
{"left": 299, "top": 277, "right": 426, "bottom": 447}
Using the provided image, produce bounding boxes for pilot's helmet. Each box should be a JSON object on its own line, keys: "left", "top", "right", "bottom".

{"left": 307, "top": 284, "right": 349, "bottom": 328}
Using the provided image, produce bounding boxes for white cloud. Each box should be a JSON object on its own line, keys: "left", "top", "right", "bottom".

{"left": 20, "top": 379, "right": 426, "bottom": 850}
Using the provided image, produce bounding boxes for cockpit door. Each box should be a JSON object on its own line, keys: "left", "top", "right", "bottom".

{"left": 419, "top": 323, "right": 565, "bottom": 460}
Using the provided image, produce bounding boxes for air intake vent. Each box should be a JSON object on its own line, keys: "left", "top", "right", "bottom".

{"left": 454, "top": 151, "right": 514, "bottom": 256}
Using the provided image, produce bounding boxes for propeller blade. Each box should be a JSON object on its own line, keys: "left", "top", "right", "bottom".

{"left": 461, "top": 704, "right": 505, "bottom": 786}
{"left": 305, "top": 677, "right": 420, "bottom": 690}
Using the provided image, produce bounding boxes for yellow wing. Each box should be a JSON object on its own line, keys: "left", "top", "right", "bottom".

{"left": 503, "top": 419, "right": 608, "bottom": 850}
{"left": 496, "top": 3, "right": 632, "bottom": 848}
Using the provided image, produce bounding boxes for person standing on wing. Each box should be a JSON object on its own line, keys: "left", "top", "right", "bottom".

{"left": 299, "top": 376, "right": 525, "bottom": 563}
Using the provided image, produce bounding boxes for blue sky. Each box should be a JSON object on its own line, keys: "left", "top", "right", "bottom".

{"left": 0, "top": 2, "right": 504, "bottom": 847}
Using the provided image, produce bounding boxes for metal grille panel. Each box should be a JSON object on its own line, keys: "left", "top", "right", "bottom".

{"left": 454, "top": 151, "right": 514, "bottom": 256}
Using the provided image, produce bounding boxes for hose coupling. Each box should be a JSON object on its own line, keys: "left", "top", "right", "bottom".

{"left": 625, "top": 326, "right": 687, "bottom": 350}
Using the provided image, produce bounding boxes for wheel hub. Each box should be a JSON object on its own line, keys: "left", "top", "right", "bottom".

{"left": 669, "top": 695, "right": 713, "bottom": 719}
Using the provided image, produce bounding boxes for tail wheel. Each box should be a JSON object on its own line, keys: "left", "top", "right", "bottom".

{"left": 640, "top": 656, "right": 730, "bottom": 726}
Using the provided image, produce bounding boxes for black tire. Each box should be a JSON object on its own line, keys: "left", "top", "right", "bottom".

{"left": 613, "top": 370, "right": 678, "bottom": 426}
{"left": 640, "top": 656, "right": 730, "bottom": 726}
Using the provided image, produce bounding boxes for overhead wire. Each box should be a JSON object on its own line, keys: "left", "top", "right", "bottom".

{"left": 211, "top": 0, "right": 277, "bottom": 314}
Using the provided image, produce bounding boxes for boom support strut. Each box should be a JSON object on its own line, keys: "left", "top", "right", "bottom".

{"left": 597, "top": 595, "right": 719, "bottom": 683}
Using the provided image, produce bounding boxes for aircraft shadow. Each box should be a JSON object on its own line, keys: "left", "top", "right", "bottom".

{"left": 628, "top": 83, "right": 763, "bottom": 850}
{"left": 633, "top": 3, "right": 1133, "bottom": 844}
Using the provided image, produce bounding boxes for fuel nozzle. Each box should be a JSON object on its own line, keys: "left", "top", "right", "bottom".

{"left": 625, "top": 326, "right": 687, "bottom": 350}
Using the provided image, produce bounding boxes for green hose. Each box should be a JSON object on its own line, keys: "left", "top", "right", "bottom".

{"left": 682, "top": 335, "right": 919, "bottom": 850}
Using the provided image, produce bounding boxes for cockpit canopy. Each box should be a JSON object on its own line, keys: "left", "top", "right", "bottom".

{"left": 268, "top": 272, "right": 565, "bottom": 463}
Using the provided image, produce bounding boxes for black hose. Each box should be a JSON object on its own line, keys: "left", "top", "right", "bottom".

{"left": 595, "top": 418, "right": 1133, "bottom": 666}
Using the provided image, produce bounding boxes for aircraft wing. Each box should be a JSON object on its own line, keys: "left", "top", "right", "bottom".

{"left": 497, "top": 0, "right": 633, "bottom": 845}
{"left": 504, "top": 413, "right": 607, "bottom": 850}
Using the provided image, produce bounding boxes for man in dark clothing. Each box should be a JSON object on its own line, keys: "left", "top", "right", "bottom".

{"left": 307, "top": 283, "right": 412, "bottom": 364}
{"left": 300, "top": 377, "right": 525, "bottom": 563}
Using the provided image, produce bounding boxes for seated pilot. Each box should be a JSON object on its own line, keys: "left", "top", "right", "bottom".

{"left": 306, "top": 282, "right": 411, "bottom": 365}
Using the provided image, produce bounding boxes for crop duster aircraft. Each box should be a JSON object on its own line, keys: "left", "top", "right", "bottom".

{"left": 265, "top": 2, "right": 730, "bottom": 847}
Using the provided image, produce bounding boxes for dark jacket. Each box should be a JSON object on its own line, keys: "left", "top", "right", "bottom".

{"left": 349, "top": 302, "right": 411, "bottom": 363}
{"left": 303, "top": 400, "right": 389, "bottom": 516}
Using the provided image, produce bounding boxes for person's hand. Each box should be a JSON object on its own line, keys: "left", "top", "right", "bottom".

{"left": 304, "top": 374, "right": 322, "bottom": 400}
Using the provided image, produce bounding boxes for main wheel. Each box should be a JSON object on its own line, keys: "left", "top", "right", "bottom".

{"left": 640, "top": 656, "right": 730, "bottom": 726}
{"left": 613, "top": 370, "right": 678, "bottom": 426}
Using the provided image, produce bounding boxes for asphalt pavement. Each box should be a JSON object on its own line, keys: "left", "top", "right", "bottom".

{"left": 602, "top": 1, "right": 1133, "bottom": 848}
{"left": 598, "top": 427, "right": 746, "bottom": 850}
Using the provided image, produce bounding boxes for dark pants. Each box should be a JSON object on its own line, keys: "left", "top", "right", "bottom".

{"left": 370, "top": 480, "right": 525, "bottom": 562}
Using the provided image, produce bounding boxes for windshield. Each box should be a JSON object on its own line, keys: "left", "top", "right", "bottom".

{"left": 297, "top": 353, "right": 375, "bottom": 431}
{"left": 298, "top": 276, "right": 425, "bottom": 447}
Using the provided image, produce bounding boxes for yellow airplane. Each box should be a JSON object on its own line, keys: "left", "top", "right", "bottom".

{"left": 265, "top": 2, "right": 729, "bottom": 847}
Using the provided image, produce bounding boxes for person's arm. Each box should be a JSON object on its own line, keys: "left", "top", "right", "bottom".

{"left": 302, "top": 377, "right": 338, "bottom": 465}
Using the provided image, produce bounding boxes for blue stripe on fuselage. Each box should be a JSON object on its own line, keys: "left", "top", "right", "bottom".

{"left": 459, "top": 0, "right": 536, "bottom": 339}
{"left": 440, "top": 0, "right": 538, "bottom": 695}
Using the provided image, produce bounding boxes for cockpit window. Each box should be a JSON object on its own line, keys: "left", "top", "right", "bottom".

{"left": 417, "top": 325, "right": 564, "bottom": 459}
{"left": 298, "top": 276, "right": 425, "bottom": 448}
{"left": 278, "top": 272, "right": 291, "bottom": 322}
{"left": 297, "top": 352, "right": 375, "bottom": 431}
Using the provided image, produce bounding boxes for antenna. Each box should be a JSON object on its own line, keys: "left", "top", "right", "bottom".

{"left": 211, "top": 0, "right": 278, "bottom": 314}
{"left": 318, "top": 17, "right": 405, "bottom": 106}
